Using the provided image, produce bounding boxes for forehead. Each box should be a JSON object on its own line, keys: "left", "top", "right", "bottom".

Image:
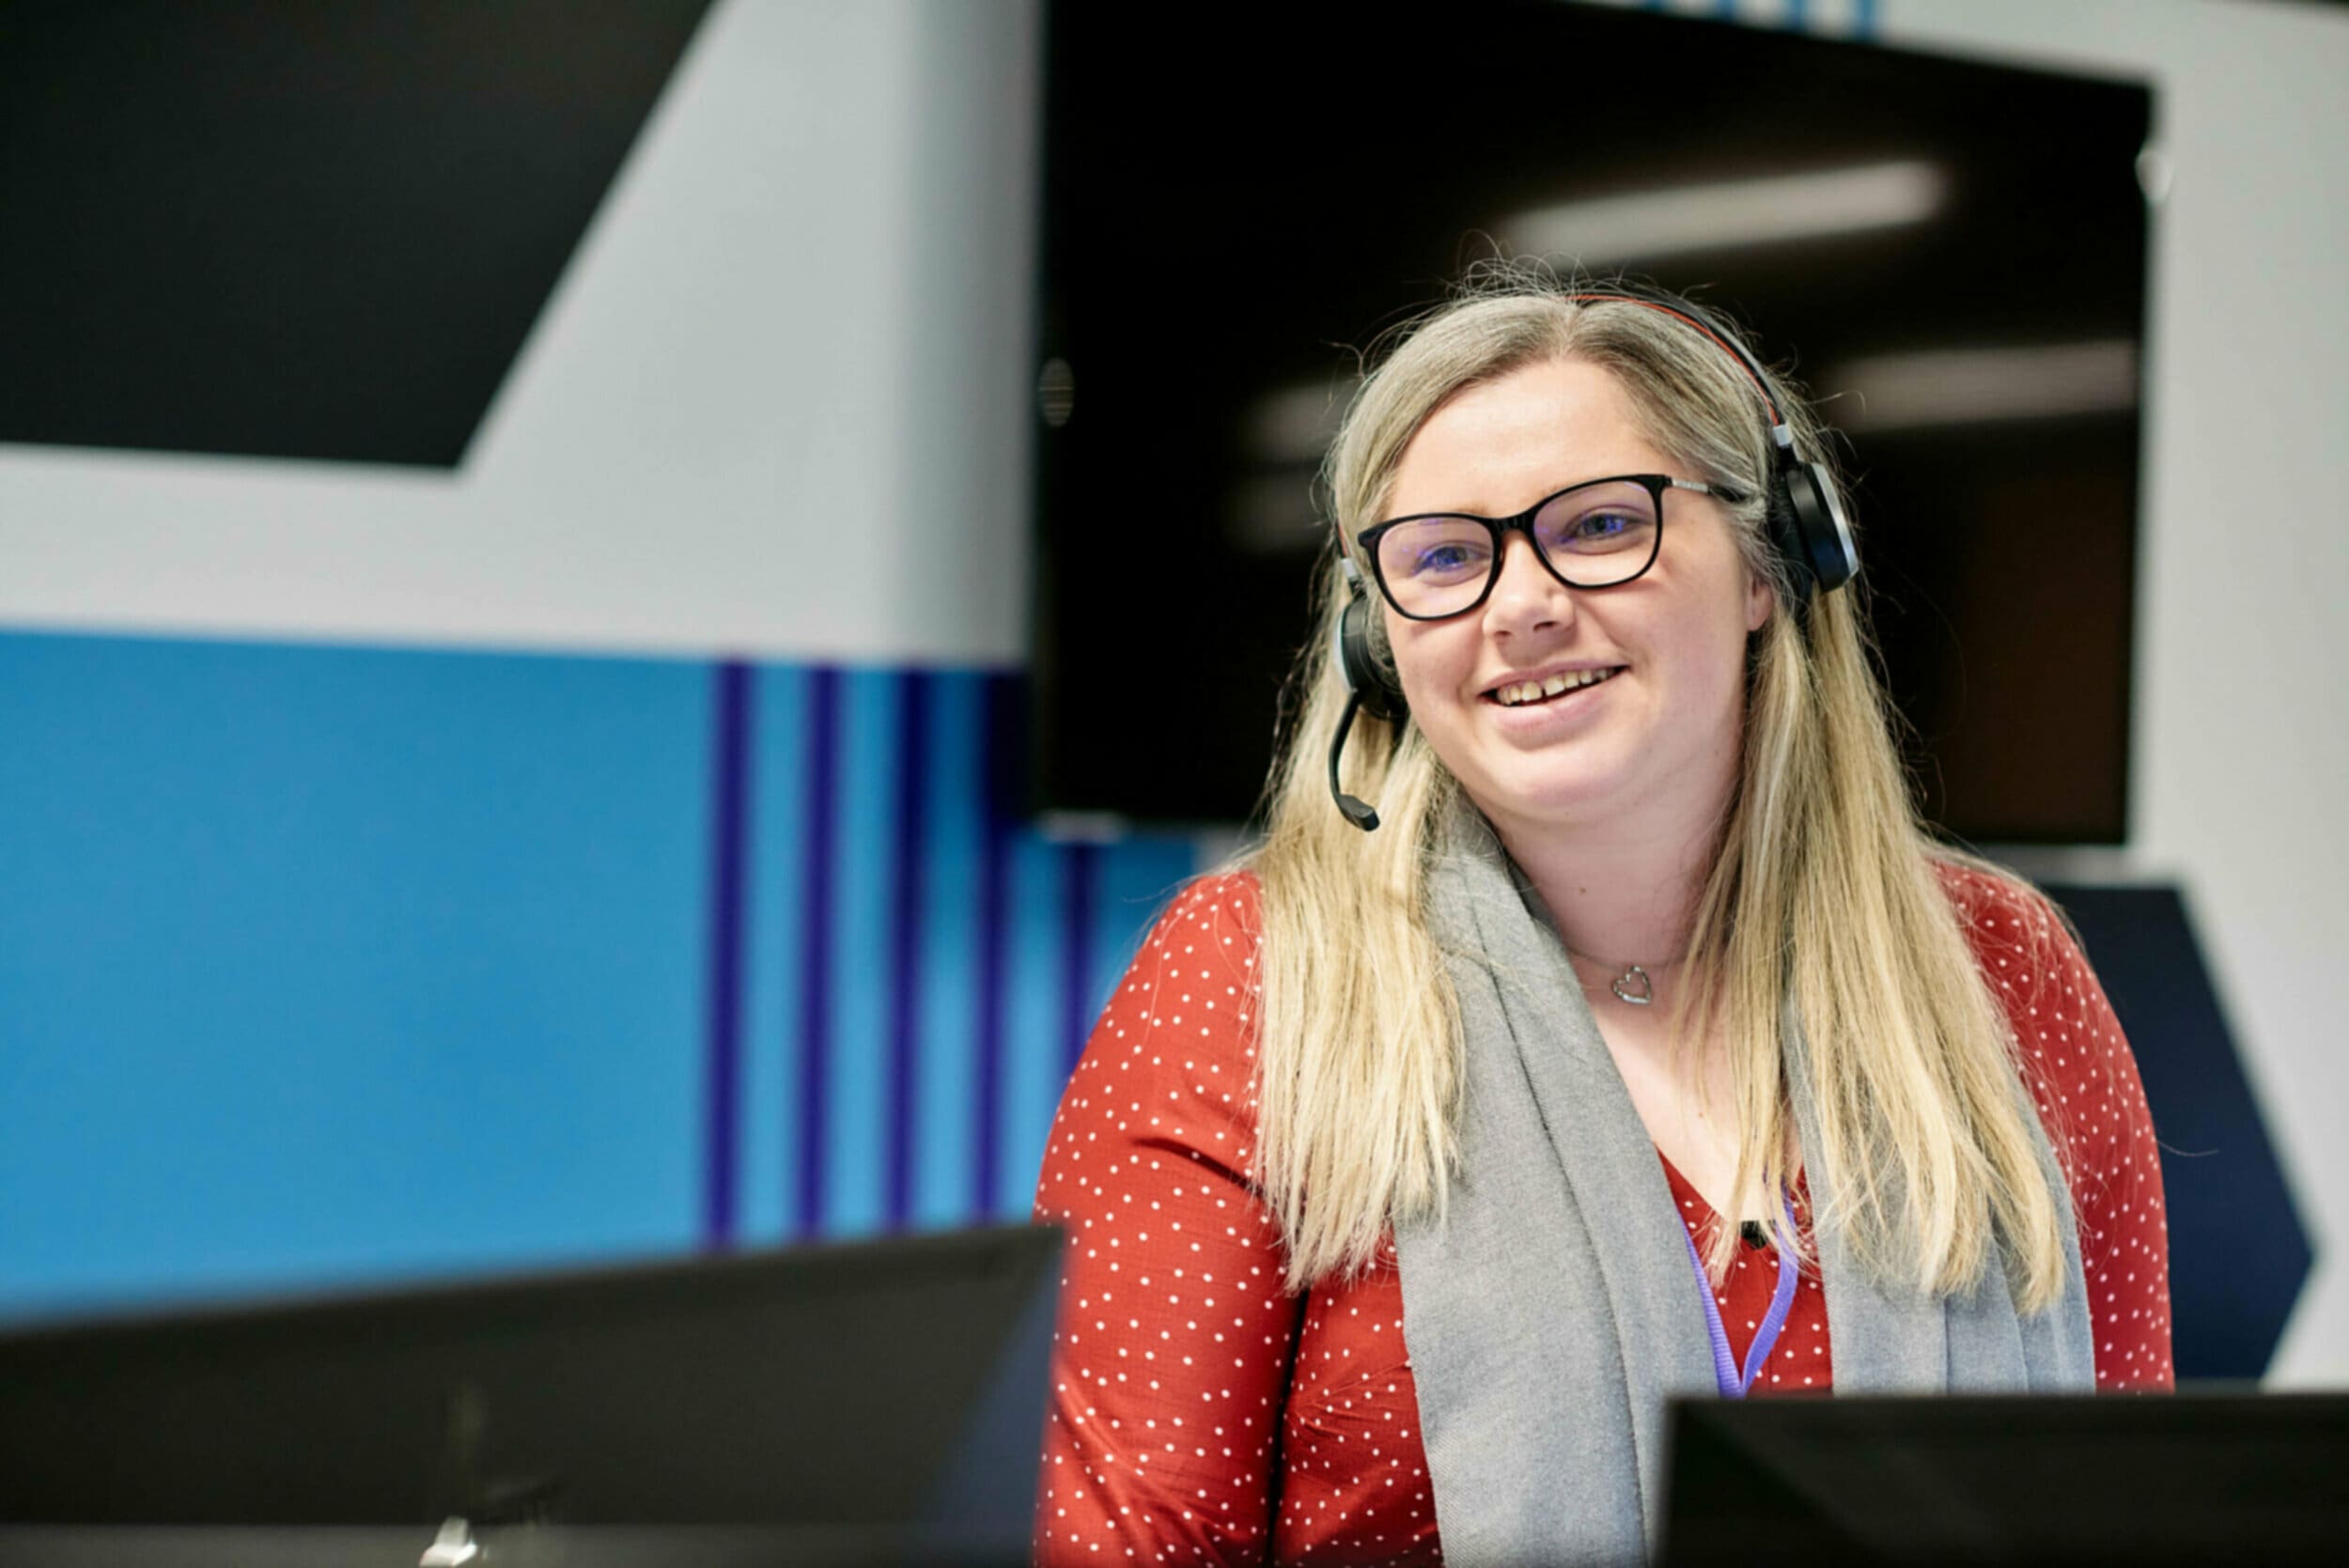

{"left": 1386, "top": 358, "right": 1667, "bottom": 518}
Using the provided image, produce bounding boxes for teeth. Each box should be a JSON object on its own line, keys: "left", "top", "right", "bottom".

{"left": 1495, "top": 668, "right": 1616, "bottom": 706}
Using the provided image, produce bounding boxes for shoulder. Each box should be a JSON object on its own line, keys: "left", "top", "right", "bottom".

{"left": 1142, "top": 869, "right": 1264, "bottom": 964}
{"left": 1931, "top": 855, "right": 2052, "bottom": 944}
{"left": 1096, "top": 871, "right": 1265, "bottom": 1040}
{"left": 1931, "top": 856, "right": 2086, "bottom": 1004}
{"left": 1929, "top": 855, "right": 2142, "bottom": 1165}
{"left": 1047, "top": 871, "right": 1268, "bottom": 1172}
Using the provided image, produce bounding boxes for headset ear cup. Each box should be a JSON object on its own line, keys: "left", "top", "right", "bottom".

{"left": 1763, "top": 451, "right": 1859, "bottom": 608}
{"left": 1339, "top": 589, "right": 1408, "bottom": 722}
{"left": 1763, "top": 473, "right": 1814, "bottom": 600}
{"left": 1786, "top": 458, "right": 1858, "bottom": 593}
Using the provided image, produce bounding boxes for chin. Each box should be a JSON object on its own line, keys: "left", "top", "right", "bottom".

{"left": 1461, "top": 765, "right": 1627, "bottom": 835}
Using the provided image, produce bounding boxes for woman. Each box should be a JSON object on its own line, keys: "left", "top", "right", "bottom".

{"left": 1032, "top": 273, "right": 2171, "bottom": 1566}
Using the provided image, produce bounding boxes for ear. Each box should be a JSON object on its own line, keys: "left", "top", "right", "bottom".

{"left": 1744, "top": 569, "right": 1776, "bottom": 634}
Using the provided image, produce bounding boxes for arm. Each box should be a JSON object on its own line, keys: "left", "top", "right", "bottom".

{"left": 1956, "top": 869, "right": 2176, "bottom": 1389}
{"left": 1033, "top": 875, "right": 1304, "bottom": 1565}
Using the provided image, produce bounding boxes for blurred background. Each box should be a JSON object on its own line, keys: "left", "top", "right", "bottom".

{"left": 2, "top": 0, "right": 2343, "bottom": 1386}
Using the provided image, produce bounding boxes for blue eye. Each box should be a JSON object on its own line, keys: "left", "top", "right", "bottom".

{"left": 1545, "top": 503, "right": 1655, "bottom": 554}
{"left": 1381, "top": 523, "right": 1491, "bottom": 584}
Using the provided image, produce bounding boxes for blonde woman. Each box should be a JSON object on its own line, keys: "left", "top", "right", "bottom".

{"left": 1032, "top": 273, "right": 2171, "bottom": 1566}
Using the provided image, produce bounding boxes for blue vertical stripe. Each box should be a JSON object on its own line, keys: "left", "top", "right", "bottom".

{"left": 913, "top": 670, "right": 987, "bottom": 1228}
{"left": 972, "top": 674, "right": 1019, "bottom": 1219}
{"left": 885, "top": 671, "right": 932, "bottom": 1228}
{"left": 699, "top": 660, "right": 754, "bottom": 1250}
{"left": 1853, "top": 0, "right": 1875, "bottom": 39}
{"left": 722, "top": 659, "right": 1198, "bottom": 1242}
{"left": 1783, "top": 0, "right": 1808, "bottom": 29}
{"left": 742, "top": 664, "right": 810, "bottom": 1245}
{"left": 1061, "top": 842, "right": 1099, "bottom": 1076}
{"left": 824, "top": 668, "right": 900, "bottom": 1235}
{"left": 794, "top": 666, "right": 841, "bottom": 1237}
{"left": 1000, "top": 829, "right": 1068, "bottom": 1218}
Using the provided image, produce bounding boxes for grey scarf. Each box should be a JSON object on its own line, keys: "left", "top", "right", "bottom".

{"left": 1392, "top": 806, "right": 2093, "bottom": 1566}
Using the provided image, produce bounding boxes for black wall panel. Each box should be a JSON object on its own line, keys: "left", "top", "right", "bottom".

{"left": 0, "top": 0, "right": 711, "bottom": 467}
{"left": 2048, "top": 882, "right": 2313, "bottom": 1381}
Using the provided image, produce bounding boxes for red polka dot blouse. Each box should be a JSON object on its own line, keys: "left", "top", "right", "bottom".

{"left": 1033, "top": 865, "right": 2173, "bottom": 1565}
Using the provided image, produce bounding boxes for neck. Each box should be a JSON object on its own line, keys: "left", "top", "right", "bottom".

{"left": 1504, "top": 813, "right": 1717, "bottom": 976}
{"left": 1470, "top": 751, "right": 1739, "bottom": 997}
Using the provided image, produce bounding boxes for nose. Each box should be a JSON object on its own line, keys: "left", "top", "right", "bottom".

{"left": 1480, "top": 531, "right": 1576, "bottom": 637}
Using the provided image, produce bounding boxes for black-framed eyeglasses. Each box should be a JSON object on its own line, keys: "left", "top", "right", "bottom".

{"left": 1353, "top": 473, "right": 1745, "bottom": 621}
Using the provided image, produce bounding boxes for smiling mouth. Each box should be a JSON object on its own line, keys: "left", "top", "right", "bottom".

{"left": 1487, "top": 667, "right": 1623, "bottom": 707}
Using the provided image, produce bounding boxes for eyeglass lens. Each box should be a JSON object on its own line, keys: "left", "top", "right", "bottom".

{"left": 1374, "top": 478, "right": 1660, "bottom": 618}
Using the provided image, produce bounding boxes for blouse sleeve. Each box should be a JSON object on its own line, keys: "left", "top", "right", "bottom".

{"left": 1032, "top": 874, "right": 1303, "bottom": 1565}
{"left": 1955, "top": 868, "right": 2176, "bottom": 1389}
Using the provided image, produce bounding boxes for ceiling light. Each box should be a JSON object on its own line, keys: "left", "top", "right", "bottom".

{"left": 1496, "top": 160, "right": 1947, "bottom": 264}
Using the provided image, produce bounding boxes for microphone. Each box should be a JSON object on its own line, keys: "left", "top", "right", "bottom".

{"left": 1329, "top": 562, "right": 1402, "bottom": 832}
{"left": 1328, "top": 691, "right": 1380, "bottom": 831}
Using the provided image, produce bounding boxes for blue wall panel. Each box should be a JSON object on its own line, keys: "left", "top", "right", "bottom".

{"left": 0, "top": 631, "right": 709, "bottom": 1319}
{"left": 0, "top": 633, "right": 1201, "bottom": 1319}
{"left": 739, "top": 664, "right": 811, "bottom": 1246}
{"left": 997, "top": 830, "right": 1070, "bottom": 1218}
{"left": 911, "top": 671, "right": 988, "bottom": 1230}
{"left": 820, "top": 668, "right": 900, "bottom": 1237}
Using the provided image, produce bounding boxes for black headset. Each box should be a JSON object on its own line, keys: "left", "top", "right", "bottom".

{"left": 1328, "top": 286, "right": 1859, "bottom": 832}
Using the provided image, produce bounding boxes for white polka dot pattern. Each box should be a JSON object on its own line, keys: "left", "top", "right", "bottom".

{"left": 1936, "top": 862, "right": 2175, "bottom": 1394}
{"left": 1032, "top": 867, "right": 2172, "bottom": 1565}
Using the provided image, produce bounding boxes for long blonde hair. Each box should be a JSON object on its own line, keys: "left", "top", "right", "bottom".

{"left": 1245, "top": 267, "right": 2069, "bottom": 1307}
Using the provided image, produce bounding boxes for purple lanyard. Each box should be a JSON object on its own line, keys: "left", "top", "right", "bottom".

{"left": 1679, "top": 1193, "right": 1800, "bottom": 1398}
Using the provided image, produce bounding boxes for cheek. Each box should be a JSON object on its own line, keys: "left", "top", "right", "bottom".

{"left": 1384, "top": 618, "right": 1466, "bottom": 714}
{"left": 1683, "top": 615, "right": 1758, "bottom": 732}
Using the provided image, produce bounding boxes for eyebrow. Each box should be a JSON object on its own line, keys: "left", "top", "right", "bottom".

{"left": 1377, "top": 474, "right": 1635, "bottom": 522}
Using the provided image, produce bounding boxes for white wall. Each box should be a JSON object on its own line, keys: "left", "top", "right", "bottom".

{"left": 0, "top": 0, "right": 1041, "bottom": 665}
{"left": 1873, "top": 0, "right": 2349, "bottom": 1389}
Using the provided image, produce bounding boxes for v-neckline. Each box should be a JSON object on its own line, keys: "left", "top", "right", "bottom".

{"left": 1654, "top": 1146, "right": 1737, "bottom": 1233}
{"left": 1654, "top": 1146, "right": 1808, "bottom": 1237}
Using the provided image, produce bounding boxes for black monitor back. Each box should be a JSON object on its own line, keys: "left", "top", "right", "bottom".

{"left": 1663, "top": 1389, "right": 2349, "bottom": 1564}
{"left": 0, "top": 1223, "right": 1060, "bottom": 1557}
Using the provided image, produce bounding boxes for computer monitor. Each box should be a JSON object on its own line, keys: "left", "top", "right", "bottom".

{"left": 0, "top": 1223, "right": 1061, "bottom": 1565}
{"left": 1662, "top": 1389, "right": 2349, "bottom": 1564}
